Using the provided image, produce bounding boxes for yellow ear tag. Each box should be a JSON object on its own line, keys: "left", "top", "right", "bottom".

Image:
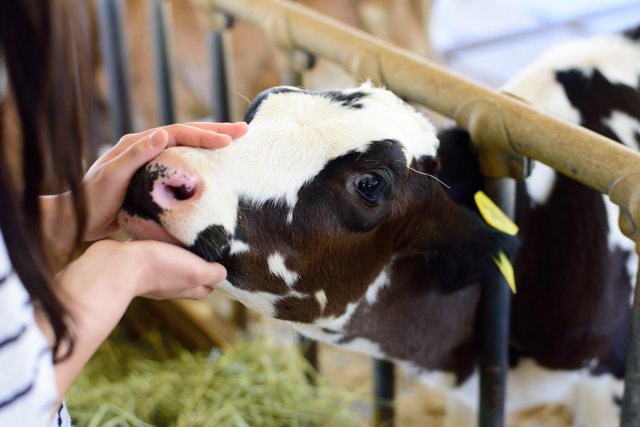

{"left": 492, "top": 251, "right": 516, "bottom": 294}
{"left": 474, "top": 191, "right": 519, "bottom": 236}
{"left": 475, "top": 191, "right": 518, "bottom": 294}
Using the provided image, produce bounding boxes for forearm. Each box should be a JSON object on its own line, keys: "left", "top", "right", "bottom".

{"left": 52, "top": 296, "right": 130, "bottom": 405}
{"left": 37, "top": 239, "right": 222, "bottom": 407}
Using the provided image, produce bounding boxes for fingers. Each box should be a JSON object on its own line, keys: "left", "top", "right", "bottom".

{"left": 195, "top": 260, "right": 227, "bottom": 285}
{"left": 125, "top": 240, "right": 227, "bottom": 300}
{"left": 107, "top": 121, "right": 248, "bottom": 159}
{"left": 80, "top": 240, "right": 226, "bottom": 301}
{"left": 158, "top": 122, "right": 249, "bottom": 149}
{"left": 184, "top": 121, "right": 249, "bottom": 141}
{"left": 110, "top": 129, "right": 168, "bottom": 180}
{"left": 93, "top": 121, "right": 248, "bottom": 172}
{"left": 179, "top": 285, "right": 215, "bottom": 301}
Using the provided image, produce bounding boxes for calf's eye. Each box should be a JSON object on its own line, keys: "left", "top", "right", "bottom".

{"left": 355, "top": 173, "right": 386, "bottom": 204}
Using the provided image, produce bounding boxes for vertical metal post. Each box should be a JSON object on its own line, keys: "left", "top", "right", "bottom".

{"left": 479, "top": 177, "right": 516, "bottom": 427}
{"left": 620, "top": 264, "right": 640, "bottom": 426}
{"left": 278, "top": 49, "right": 316, "bottom": 88}
{"left": 297, "top": 334, "right": 319, "bottom": 371}
{"left": 373, "top": 358, "right": 395, "bottom": 426}
{"left": 275, "top": 48, "right": 320, "bottom": 372}
{"left": 148, "top": 0, "right": 175, "bottom": 125}
{"left": 204, "top": 12, "right": 247, "bottom": 329}
{"left": 96, "top": 0, "right": 134, "bottom": 139}
{"left": 207, "top": 13, "right": 234, "bottom": 123}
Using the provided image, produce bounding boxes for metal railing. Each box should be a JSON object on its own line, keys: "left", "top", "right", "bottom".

{"left": 192, "top": 2, "right": 640, "bottom": 426}
{"left": 96, "top": 0, "right": 640, "bottom": 425}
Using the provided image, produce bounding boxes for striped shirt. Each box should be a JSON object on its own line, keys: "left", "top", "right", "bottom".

{"left": 0, "top": 230, "right": 72, "bottom": 426}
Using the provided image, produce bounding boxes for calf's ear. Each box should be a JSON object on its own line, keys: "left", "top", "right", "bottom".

{"left": 424, "top": 126, "right": 519, "bottom": 292}
{"left": 424, "top": 203, "right": 519, "bottom": 293}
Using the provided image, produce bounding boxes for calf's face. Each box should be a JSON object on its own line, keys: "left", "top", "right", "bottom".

{"left": 119, "top": 84, "right": 514, "bottom": 326}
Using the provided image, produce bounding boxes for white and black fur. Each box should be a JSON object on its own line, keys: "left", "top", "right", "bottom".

{"left": 118, "top": 25, "right": 640, "bottom": 426}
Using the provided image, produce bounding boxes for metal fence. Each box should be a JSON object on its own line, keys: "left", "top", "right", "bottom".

{"left": 96, "top": 0, "right": 640, "bottom": 426}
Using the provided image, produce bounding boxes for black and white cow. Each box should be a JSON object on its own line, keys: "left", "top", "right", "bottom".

{"left": 118, "top": 26, "right": 640, "bottom": 426}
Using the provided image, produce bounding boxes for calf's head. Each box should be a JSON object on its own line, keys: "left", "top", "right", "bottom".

{"left": 119, "top": 84, "right": 516, "bottom": 326}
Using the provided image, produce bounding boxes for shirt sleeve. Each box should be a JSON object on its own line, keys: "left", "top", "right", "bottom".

{"left": 0, "top": 229, "right": 62, "bottom": 426}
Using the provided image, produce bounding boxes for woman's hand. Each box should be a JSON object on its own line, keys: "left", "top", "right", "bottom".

{"left": 52, "top": 238, "right": 226, "bottom": 402}
{"left": 57, "top": 239, "right": 226, "bottom": 303}
{"left": 40, "top": 122, "right": 248, "bottom": 258}
{"left": 83, "top": 122, "right": 248, "bottom": 241}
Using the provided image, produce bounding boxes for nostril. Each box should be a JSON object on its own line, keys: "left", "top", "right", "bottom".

{"left": 161, "top": 183, "right": 198, "bottom": 202}
{"left": 170, "top": 184, "right": 196, "bottom": 201}
{"left": 150, "top": 167, "right": 202, "bottom": 208}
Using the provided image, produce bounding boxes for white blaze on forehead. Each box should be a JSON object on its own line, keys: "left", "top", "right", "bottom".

{"left": 267, "top": 252, "right": 300, "bottom": 287}
{"left": 224, "top": 83, "right": 438, "bottom": 210}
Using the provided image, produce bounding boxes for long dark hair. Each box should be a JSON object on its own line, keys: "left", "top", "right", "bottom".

{"left": 0, "top": 0, "right": 91, "bottom": 360}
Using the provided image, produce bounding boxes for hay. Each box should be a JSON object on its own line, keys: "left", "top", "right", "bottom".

{"left": 66, "top": 330, "right": 372, "bottom": 427}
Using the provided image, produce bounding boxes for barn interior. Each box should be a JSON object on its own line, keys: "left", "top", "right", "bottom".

{"left": 5, "top": 0, "right": 640, "bottom": 426}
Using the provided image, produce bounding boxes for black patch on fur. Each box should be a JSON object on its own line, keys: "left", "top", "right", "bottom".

{"left": 243, "top": 87, "right": 299, "bottom": 124}
{"left": 122, "top": 164, "right": 166, "bottom": 222}
{"left": 556, "top": 68, "right": 640, "bottom": 142}
{"left": 512, "top": 172, "right": 633, "bottom": 376}
{"left": 243, "top": 87, "right": 370, "bottom": 125}
{"left": 319, "top": 90, "right": 368, "bottom": 109}
{"left": 189, "top": 225, "right": 231, "bottom": 262}
{"left": 436, "top": 127, "right": 483, "bottom": 210}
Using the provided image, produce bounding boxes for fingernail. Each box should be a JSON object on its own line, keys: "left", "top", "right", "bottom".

{"left": 149, "top": 130, "right": 164, "bottom": 147}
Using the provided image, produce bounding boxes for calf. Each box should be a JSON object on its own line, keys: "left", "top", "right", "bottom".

{"left": 118, "top": 27, "right": 640, "bottom": 427}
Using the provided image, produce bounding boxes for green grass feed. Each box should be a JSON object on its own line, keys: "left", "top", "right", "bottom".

{"left": 66, "top": 332, "right": 371, "bottom": 427}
